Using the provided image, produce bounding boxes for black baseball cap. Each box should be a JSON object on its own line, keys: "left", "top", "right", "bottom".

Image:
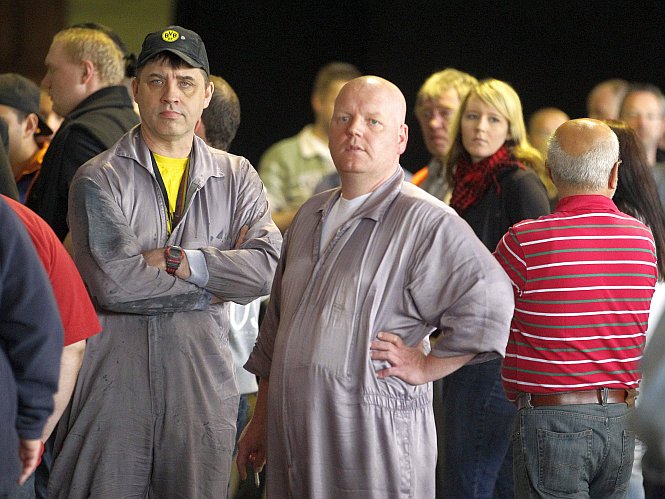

{"left": 0, "top": 74, "right": 53, "bottom": 136}
{"left": 137, "top": 26, "right": 209, "bottom": 75}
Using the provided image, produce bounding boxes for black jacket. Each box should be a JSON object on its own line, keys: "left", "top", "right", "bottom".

{"left": 461, "top": 167, "right": 551, "bottom": 252}
{"left": 27, "top": 85, "right": 139, "bottom": 240}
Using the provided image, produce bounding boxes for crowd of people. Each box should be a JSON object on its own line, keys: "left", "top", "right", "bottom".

{"left": 1, "top": 22, "right": 665, "bottom": 499}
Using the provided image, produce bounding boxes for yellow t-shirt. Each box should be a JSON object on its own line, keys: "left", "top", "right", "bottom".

{"left": 153, "top": 153, "right": 188, "bottom": 232}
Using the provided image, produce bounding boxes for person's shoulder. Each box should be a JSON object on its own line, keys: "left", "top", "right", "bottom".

{"left": 376, "top": 182, "right": 463, "bottom": 237}
{"left": 206, "top": 144, "right": 253, "bottom": 171}
{"left": 259, "top": 133, "right": 301, "bottom": 166}
{"left": 72, "top": 134, "right": 132, "bottom": 183}
{"left": 395, "top": 181, "right": 457, "bottom": 218}
{"left": 500, "top": 165, "right": 541, "bottom": 188}
{"left": 202, "top": 146, "right": 264, "bottom": 188}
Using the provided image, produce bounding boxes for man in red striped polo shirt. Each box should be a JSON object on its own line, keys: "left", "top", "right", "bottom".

{"left": 494, "top": 118, "right": 658, "bottom": 498}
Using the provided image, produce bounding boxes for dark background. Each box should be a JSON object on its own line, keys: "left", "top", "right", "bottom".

{"left": 181, "top": 1, "right": 665, "bottom": 171}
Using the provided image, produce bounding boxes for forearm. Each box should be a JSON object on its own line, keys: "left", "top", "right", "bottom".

{"left": 423, "top": 353, "right": 476, "bottom": 383}
{"left": 41, "top": 340, "right": 85, "bottom": 441}
{"left": 236, "top": 377, "right": 270, "bottom": 480}
{"left": 202, "top": 218, "right": 281, "bottom": 304}
{"left": 70, "top": 179, "right": 210, "bottom": 313}
{"left": 372, "top": 332, "right": 476, "bottom": 385}
{"left": 252, "top": 378, "right": 270, "bottom": 427}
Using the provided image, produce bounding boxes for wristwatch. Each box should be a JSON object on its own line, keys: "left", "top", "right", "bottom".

{"left": 164, "top": 245, "right": 184, "bottom": 275}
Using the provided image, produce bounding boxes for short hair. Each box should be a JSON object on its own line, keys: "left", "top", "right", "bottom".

{"left": 136, "top": 52, "right": 209, "bottom": 85}
{"left": 72, "top": 22, "right": 137, "bottom": 78}
{"left": 446, "top": 79, "right": 550, "bottom": 194}
{"left": 312, "top": 62, "right": 361, "bottom": 97}
{"left": 527, "top": 107, "right": 569, "bottom": 135}
{"left": 547, "top": 125, "right": 619, "bottom": 191}
{"left": 200, "top": 75, "right": 241, "bottom": 151}
{"left": 620, "top": 82, "right": 665, "bottom": 117}
{"left": 53, "top": 27, "right": 125, "bottom": 86}
{"left": 415, "top": 68, "right": 477, "bottom": 113}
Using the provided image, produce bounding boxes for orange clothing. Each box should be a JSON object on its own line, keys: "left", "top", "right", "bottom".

{"left": 411, "top": 166, "right": 429, "bottom": 186}
{"left": 15, "top": 142, "right": 49, "bottom": 203}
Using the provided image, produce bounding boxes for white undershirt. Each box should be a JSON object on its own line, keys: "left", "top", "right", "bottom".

{"left": 320, "top": 192, "right": 372, "bottom": 252}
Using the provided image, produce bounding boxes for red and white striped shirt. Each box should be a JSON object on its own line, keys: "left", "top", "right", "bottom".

{"left": 494, "top": 195, "right": 657, "bottom": 401}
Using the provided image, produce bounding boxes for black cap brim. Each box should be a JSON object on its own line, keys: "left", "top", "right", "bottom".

{"left": 138, "top": 48, "right": 210, "bottom": 75}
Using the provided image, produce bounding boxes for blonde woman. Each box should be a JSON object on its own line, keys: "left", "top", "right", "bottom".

{"left": 437, "top": 79, "right": 550, "bottom": 498}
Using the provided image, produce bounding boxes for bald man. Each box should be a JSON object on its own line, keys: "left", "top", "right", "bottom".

{"left": 527, "top": 107, "right": 569, "bottom": 158}
{"left": 237, "top": 76, "right": 514, "bottom": 498}
{"left": 587, "top": 79, "right": 629, "bottom": 120}
{"left": 495, "top": 119, "right": 657, "bottom": 498}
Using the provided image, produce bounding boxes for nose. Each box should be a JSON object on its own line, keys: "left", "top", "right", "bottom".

{"left": 428, "top": 111, "right": 442, "bottom": 129}
{"left": 475, "top": 116, "right": 488, "bottom": 131}
{"left": 346, "top": 115, "right": 363, "bottom": 137}
{"left": 161, "top": 79, "right": 180, "bottom": 104}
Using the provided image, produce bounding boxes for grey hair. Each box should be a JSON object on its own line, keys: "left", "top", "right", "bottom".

{"left": 547, "top": 129, "right": 619, "bottom": 190}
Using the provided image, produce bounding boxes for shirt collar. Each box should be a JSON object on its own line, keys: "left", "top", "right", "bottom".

{"left": 317, "top": 166, "right": 405, "bottom": 222}
{"left": 297, "top": 125, "right": 332, "bottom": 161}
{"left": 555, "top": 194, "right": 620, "bottom": 213}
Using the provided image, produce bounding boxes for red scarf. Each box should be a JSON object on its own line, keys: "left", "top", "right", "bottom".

{"left": 450, "top": 145, "right": 524, "bottom": 214}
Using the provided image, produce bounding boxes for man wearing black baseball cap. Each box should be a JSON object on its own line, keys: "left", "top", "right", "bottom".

{"left": 0, "top": 73, "right": 53, "bottom": 203}
{"left": 48, "top": 26, "right": 281, "bottom": 499}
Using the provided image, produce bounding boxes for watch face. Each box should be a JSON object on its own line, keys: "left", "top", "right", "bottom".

{"left": 167, "top": 246, "right": 183, "bottom": 258}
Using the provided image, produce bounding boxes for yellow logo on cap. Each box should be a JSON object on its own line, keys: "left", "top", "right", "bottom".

{"left": 162, "top": 29, "right": 179, "bottom": 42}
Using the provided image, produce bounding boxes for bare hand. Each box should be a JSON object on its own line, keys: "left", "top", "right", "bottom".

{"left": 235, "top": 225, "right": 249, "bottom": 249}
{"left": 142, "top": 248, "right": 167, "bottom": 270}
{"left": 370, "top": 331, "right": 429, "bottom": 385}
{"left": 18, "top": 439, "right": 42, "bottom": 485}
{"left": 236, "top": 417, "right": 266, "bottom": 481}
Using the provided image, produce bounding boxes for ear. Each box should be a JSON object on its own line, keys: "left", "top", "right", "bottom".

{"left": 397, "top": 123, "right": 409, "bottom": 155}
{"left": 202, "top": 80, "right": 214, "bottom": 109}
{"left": 311, "top": 92, "right": 323, "bottom": 116}
{"left": 23, "top": 113, "right": 39, "bottom": 138}
{"left": 608, "top": 161, "right": 619, "bottom": 190}
{"left": 132, "top": 77, "right": 139, "bottom": 102}
{"left": 80, "top": 59, "right": 96, "bottom": 84}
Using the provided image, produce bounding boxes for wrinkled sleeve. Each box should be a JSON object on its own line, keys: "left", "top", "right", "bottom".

{"left": 243, "top": 229, "right": 289, "bottom": 379}
{"left": 69, "top": 175, "right": 212, "bottom": 315}
{"left": 409, "top": 212, "right": 514, "bottom": 362}
{"left": 493, "top": 227, "right": 527, "bottom": 295}
{"left": 0, "top": 199, "right": 62, "bottom": 439}
{"left": 201, "top": 159, "right": 282, "bottom": 304}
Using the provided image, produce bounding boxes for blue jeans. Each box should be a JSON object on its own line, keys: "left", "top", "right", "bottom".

{"left": 513, "top": 401, "right": 634, "bottom": 498}
{"left": 235, "top": 393, "right": 250, "bottom": 449}
{"left": 436, "top": 357, "right": 517, "bottom": 498}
